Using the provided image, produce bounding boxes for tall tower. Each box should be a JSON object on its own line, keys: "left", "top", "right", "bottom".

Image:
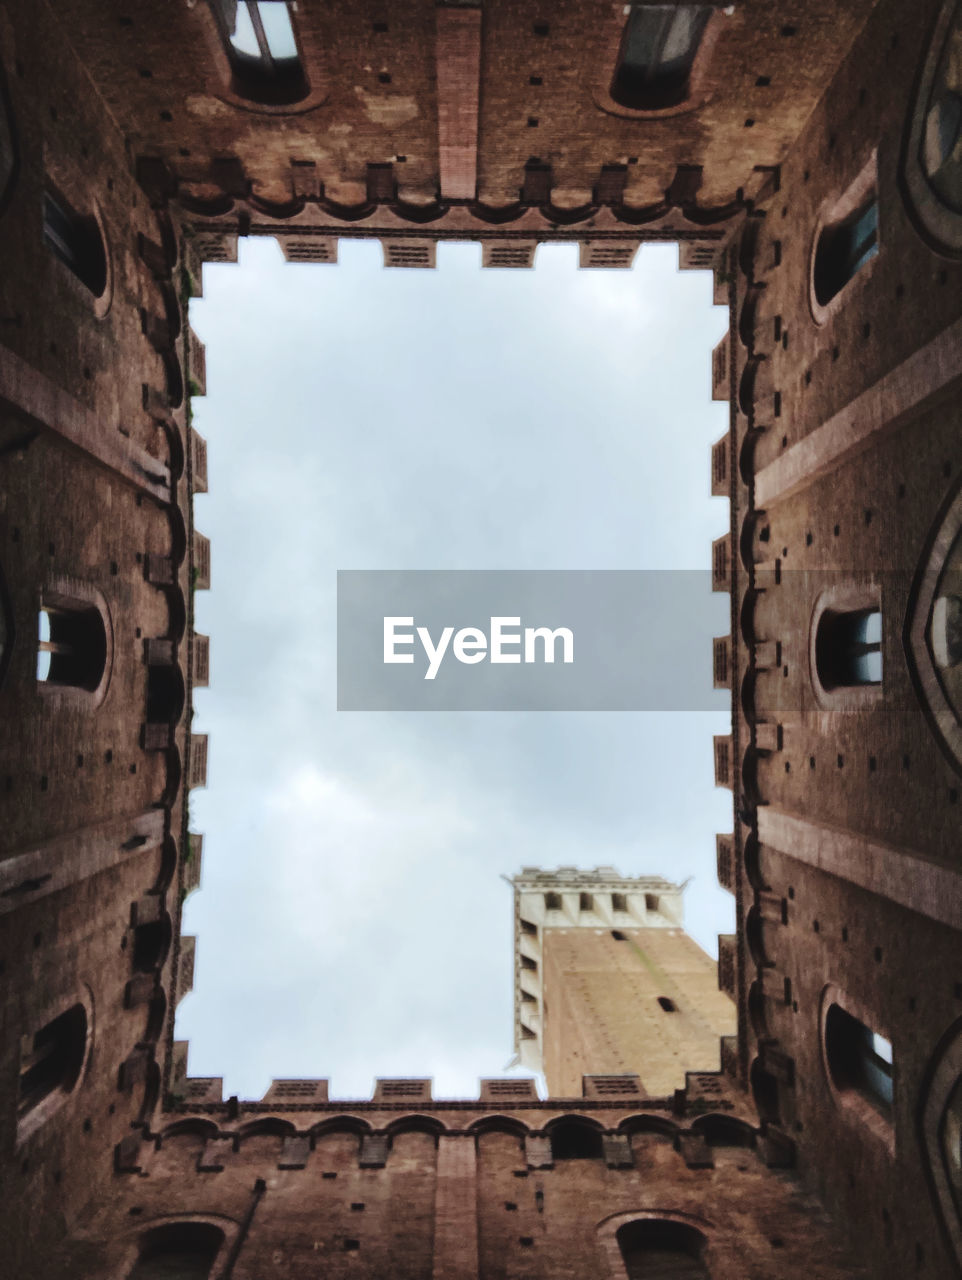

{"left": 511, "top": 867, "right": 735, "bottom": 1097}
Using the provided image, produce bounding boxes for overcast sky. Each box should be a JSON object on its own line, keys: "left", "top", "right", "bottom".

{"left": 179, "top": 237, "right": 734, "bottom": 1102}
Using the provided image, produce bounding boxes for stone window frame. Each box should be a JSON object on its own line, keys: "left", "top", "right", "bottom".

{"left": 807, "top": 580, "right": 884, "bottom": 713}
{"left": 36, "top": 577, "right": 114, "bottom": 710}
{"left": 198, "top": 0, "right": 329, "bottom": 117}
{"left": 818, "top": 983, "right": 896, "bottom": 1156}
{"left": 16, "top": 985, "right": 94, "bottom": 1146}
{"left": 905, "top": 479, "right": 962, "bottom": 774}
{"left": 900, "top": 0, "right": 962, "bottom": 257}
{"left": 808, "top": 150, "right": 880, "bottom": 326}
{"left": 591, "top": 1, "right": 731, "bottom": 121}
{"left": 596, "top": 1209, "right": 712, "bottom": 1279}
{"left": 920, "top": 1016, "right": 962, "bottom": 1272}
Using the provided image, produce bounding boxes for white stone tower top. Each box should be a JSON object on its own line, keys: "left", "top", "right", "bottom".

{"left": 509, "top": 866, "right": 687, "bottom": 1074}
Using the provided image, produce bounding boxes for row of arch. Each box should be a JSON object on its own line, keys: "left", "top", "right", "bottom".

{"left": 153, "top": 1107, "right": 758, "bottom": 1150}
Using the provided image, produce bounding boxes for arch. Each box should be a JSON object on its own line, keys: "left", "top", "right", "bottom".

{"left": 384, "top": 1113, "right": 447, "bottom": 1140}
{"left": 747, "top": 980, "right": 770, "bottom": 1040}
{"left": 690, "top": 1113, "right": 756, "bottom": 1148}
{"left": 146, "top": 662, "right": 186, "bottom": 728}
{"left": 309, "top": 1114, "right": 373, "bottom": 1140}
{"left": 900, "top": 1, "right": 962, "bottom": 255}
{"left": 617, "top": 1114, "right": 679, "bottom": 1141}
{"left": 132, "top": 912, "right": 173, "bottom": 974}
{"left": 544, "top": 1114, "right": 605, "bottom": 1160}
{"left": 749, "top": 1057, "right": 781, "bottom": 1126}
{"left": 597, "top": 1211, "right": 713, "bottom": 1280}
{"left": 137, "top": 1060, "right": 162, "bottom": 1128}
{"left": 144, "top": 989, "right": 168, "bottom": 1043}
{"left": 236, "top": 1116, "right": 298, "bottom": 1142}
{"left": 159, "top": 1117, "right": 221, "bottom": 1144}
{"left": 129, "top": 1220, "right": 225, "bottom": 1279}
{"left": 616, "top": 1217, "right": 710, "bottom": 1278}
{"left": 468, "top": 1114, "right": 530, "bottom": 1140}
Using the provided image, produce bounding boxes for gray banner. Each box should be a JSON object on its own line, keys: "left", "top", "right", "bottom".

{"left": 337, "top": 570, "right": 730, "bottom": 711}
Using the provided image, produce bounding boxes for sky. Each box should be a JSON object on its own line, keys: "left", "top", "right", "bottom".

{"left": 179, "top": 236, "right": 734, "bottom": 1102}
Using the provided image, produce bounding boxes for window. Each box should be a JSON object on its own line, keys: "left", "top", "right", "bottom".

{"left": 37, "top": 600, "right": 108, "bottom": 692}
{"left": 18, "top": 1004, "right": 87, "bottom": 1136}
{"left": 545, "top": 891, "right": 562, "bottom": 911}
{"left": 129, "top": 1223, "right": 224, "bottom": 1279}
{"left": 0, "top": 64, "right": 16, "bottom": 216}
{"left": 813, "top": 197, "right": 879, "bottom": 306}
{"left": 209, "top": 1, "right": 308, "bottom": 105}
{"left": 815, "top": 608, "right": 882, "bottom": 689}
{"left": 645, "top": 893, "right": 660, "bottom": 913}
{"left": 612, "top": 892, "right": 628, "bottom": 913}
{"left": 611, "top": 6, "right": 712, "bottom": 111}
{"left": 932, "top": 594, "right": 962, "bottom": 669}
{"left": 43, "top": 190, "right": 107, "bottom": 297}
{"left": 825, "top": 1004, "right": 893, "bottom": 1118}
{"left": 579, "top": 892, "right": 593, "bottom": 912}
{"left": 549, "top": 1118, "right": 604, "bottom": 1160}
{"left": 617, "top": 1219, "right": 709, "bottom": 1278}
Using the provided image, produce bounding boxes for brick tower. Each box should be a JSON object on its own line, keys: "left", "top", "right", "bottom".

{"left": 511, "top": 868, "right": 736, "bottom": 1096}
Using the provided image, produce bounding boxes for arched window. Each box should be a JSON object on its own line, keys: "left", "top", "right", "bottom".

{"left": 815, "top": 607, "right": 882, "bottom": 689}
{"left": 549, "top": 1118, "right": 604, "bottom": 1160}
{"left": 825, "top": 1004, "right": 893, "bottom": 1119}
{"left": 43, "top": 189, "right": 108, "bottom": 298}
{"left": 616, "top": 1219, "right": 709, "bottom": 1278}
{"left": 902, "top": 3, "right": 962, "bottom": 252}
{"left": 18, "top": 1004, "right": 88, "bottom": 1137}
{"left": 209, "top": 1, "right": 308, "bottom": 105}
{"left": 129, "top": 1222, "right": 224, "bottom": 1279}
{"left": 37, "top": 598, "right": 108, "bottom": 692}
{"left": 812, "top": 197, "right": 879, "bottom": 307}
{"left": 611, "top": 6, "right": 712, "bottom": 111}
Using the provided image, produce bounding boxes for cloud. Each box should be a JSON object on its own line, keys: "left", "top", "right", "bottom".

{"left": 179, "top": 238, "right": 735, "bottom": 1100}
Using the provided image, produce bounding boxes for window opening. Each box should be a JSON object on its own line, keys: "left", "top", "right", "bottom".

{"left": 37, "top": 602, "right": 108, "bottom": 691}
{"left": 825, "top": 1003, "right": 893, "bottom": 1116}
{"left": 611, "top": 5, "right": 712, "bottom": 111}
{"left": 43, "top": 190, "right": 107, "bottom": 297}
{"left": 210, "top": 1, "right": 308, "bottom": 105}
{"left": 815, "top": 608, "right": 882, "bottom": 688}
{"left": 813, "top": 198, "right": 879, "bottom": 306}
{"left": 18, "top": 1004, "right": 87, "bottom": 1124}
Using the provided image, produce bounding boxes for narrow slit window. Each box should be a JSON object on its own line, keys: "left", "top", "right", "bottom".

{"left": 611, "top": 5, "right": 712, "bottom": 111}
{"left": 210, "top": 1, "right": 308, "bottom": 105}
{"left": 43, "top": 191, "right": 107, "bottom": 297}
{"left": 813, "top": 197, "right": 879, "bottom": 306}
{"left": 816, "top": 608, "right": 882, "bottom": 689}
